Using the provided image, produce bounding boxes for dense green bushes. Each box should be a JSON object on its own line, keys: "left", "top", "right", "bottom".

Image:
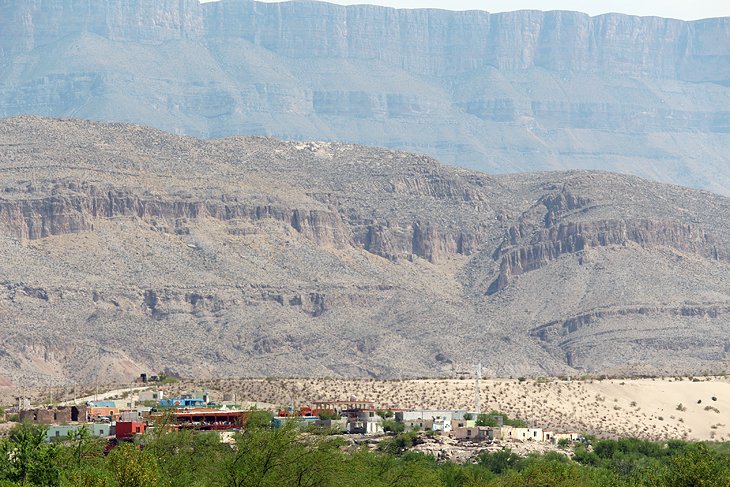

{"left": 0, "top": 422, "right": 728, "bottom": 486}
{"left": 572, "top": 437, "right": 730, "bottom": 486}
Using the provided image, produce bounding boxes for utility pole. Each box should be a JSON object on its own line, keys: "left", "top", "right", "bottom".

{"left": 475, "top": 362, "right": 482, "bottom": 414}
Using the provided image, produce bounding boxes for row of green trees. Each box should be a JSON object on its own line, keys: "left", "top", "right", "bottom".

{"left": 0, "top": 421, "right": 728, "bottom": 486}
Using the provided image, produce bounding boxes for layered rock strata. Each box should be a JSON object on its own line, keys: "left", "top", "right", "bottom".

{"left": 0, "top": 1, "right": 730, "bottom": 193}
{"left": 0, "top": 117, "right": 728, "bottom": 384}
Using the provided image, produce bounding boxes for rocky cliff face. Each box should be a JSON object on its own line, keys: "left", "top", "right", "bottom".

{"left": 0, "top": 1, "right": 729, "bottom": 194}
{"left": 205, "top": 3, "right": 730, "bottom": 82}
{"left": 5, "top": 1, "right": 730, "bottom": 81}
{"left": 0, "top": 117, "right": 729, "bottom": 385}
{"left": 488, "top": 188, "right": 727, "bottom": 293}
{"left": 0, "top": 179, "right": 488, "bottom": 263}
{"left": 0, "top": 0, "right": 203, "bottom": 53}
{"left": 0, "top": 181, "right": 349, "bottom": 245}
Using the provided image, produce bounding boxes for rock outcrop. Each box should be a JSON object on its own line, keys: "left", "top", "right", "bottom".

{"left": 0, "top": 180, "right": 490, "bottom": 263}
{"left": 0, "top": 117, "right": 729, "bottom": 385}
{"left": 487, "top": 186, "right": 728, "bottom": 293}
{"left": 0, "top": 184, "right": 345, "bottom": 245}
{"left": 491, "top": 218, "right": 724, "bottom": 294}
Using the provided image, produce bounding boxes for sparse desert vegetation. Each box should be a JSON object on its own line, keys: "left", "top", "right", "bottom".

{"left": 1, "top": 118, "right": 730, "bottom": 386}
{"left": 7, "top": 375, "right": 728, "bottom": 442}
{"left": 155, "top": 375, "right": 730, "bottom": 441}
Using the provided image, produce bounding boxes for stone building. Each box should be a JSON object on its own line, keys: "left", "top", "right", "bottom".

{"left": 19, "top": 405, "right": 87, "bottom": 424}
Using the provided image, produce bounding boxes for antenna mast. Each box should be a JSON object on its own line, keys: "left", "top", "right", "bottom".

{"left": 475, "top": 362, "right": 482, "bottom": 414}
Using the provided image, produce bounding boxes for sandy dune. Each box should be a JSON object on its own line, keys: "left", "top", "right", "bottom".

{"left": 6, "top": 375, "right": 728, "bottom": 442}
{"left": 165, "top": 376, "right": 730, "bottom": 441}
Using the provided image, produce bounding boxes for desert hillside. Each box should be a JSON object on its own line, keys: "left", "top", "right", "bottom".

{"left": 8, "top": 376, "right": 728, "bottom": 442}
{"left": 0, "top": 117, "right": 729, "bottom": 385}
{"left": 160, "top": 376, "right": 730, "bottom": 442}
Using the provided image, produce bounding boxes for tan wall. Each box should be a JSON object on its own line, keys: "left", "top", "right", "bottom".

{"left": 404, "top": 419, "right": 433, "bottom": 430}
{"left": 88, "top": 407, "right": 119, "bottom": 419}
{"left": 451, "top": 419, "right": 475, "bottom": 429}
{"left": 452, "top": 427, "right": 478, "bottom": 440}
{"left": 19, "top": 406, "right": 87, "bottom": 424}
{"left": 551, "top": 432, "right": 580, "bottom": 444}
{"left": 452, "top": 426, "right": 491, "bottom": 440}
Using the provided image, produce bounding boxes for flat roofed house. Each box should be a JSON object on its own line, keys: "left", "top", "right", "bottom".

{"left": 47, "top": 424, "right": 113, "bottom": 442}
{"left": 396, "top": 410, "right": 455, "bottom": 422}
{"left": 346, "top": 410, "right": 383, "bottom": 434}
{"left": 527, "top": 428, "right": 544, "bottom": 442}
{"left": 497, "top": 427, "right": 543, "bottom": 442}
{"left": 451, "top": 419, "right": 476, "bottom": 430}
{"left": 403, "top": 419, "right": 434, "bottom": 431}
{"left": 87, "top": 406, "right": 120, "bottom": 421}
{"left": 20, "top": 405, "right": 87, "bottom": 424}
{"left": 551, "top": 432, "right": 581, "bottom": 444}
{"left": 159, "top": 398, "right": 206, "bottom": 408}
{"left": 313, "top": 399, "right": 376, "bottom": 414}
{"left": 138, "top": 390, "right": 164, "bottom": 402}
{"left": 452, "top": 426, "right": 491, "bottom": 441}
{"left": 116, "top": 421, "right": 146, "bottom": 440}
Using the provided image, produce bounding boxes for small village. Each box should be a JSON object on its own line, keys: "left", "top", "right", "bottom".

{"left": 3, "top": 374, "right": 584, "bottom": 462}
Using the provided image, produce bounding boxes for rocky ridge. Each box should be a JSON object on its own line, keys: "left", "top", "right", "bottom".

{"left": 0, "top": 117, "right": 729, "bottom": 385}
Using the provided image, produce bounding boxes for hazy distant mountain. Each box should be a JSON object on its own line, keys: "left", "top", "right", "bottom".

{"left": 0, "top": 0, "right": 729, "bottom": 194}
{"left": 1, "top": 117, "right": 729, "bottom": 385}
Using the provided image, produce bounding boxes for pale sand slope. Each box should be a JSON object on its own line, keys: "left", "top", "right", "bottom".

{"left": 6, "top": 376, "right": 728, "bottom": 442}
{"left": 163, "top": 376, "right": 730, "bottom": 441}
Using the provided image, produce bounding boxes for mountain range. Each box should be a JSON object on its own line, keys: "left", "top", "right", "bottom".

{"left": 0, "top": 0, "right": 729, "bottom": 194}
{"left": 0, "top": 117, "right": 728, "bottom": 386}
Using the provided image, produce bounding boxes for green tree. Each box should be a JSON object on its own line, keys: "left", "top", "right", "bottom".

{"left": 245, "top": 410, "right": 273, "bottom": 430}
{"left": 557, "top": 438, "right": 571, "bottom": 449}
{"left": 340, "top": 448, "right": 443, "bottom": 487}
{"left": 475, "top": 414, "right": 498, "bottom": 427}
{"left": 573, "top": 444, "right": 600, "bottom": 467}
{"left": 382, "top": 420, "right": 405, "bottom": 433}
{"left": 106, "top": 443, "right": 159, "bottom": 487}
{"left": 0, "top": 422, "right": 60, "bottom": 487}
{"left": 157, "top": 371, "right": 178, "bottom": 385}
{"left": 375, "top": 410, "right": 394, "bottom": 419}
{"left": 317, "top": 410, "right": 341, "bottom": 421}
{"left": 486, "top": 458, "right": 622, "bottom": 487}
{"left": 60, "top": 465, "right": 113, "bottom": 487}
{"left": 66, "top": 426, "right": 105, "bottom": 468}
{"left": 664, "top": 443, "right": 730, "bottom": 487}
{"left": 484, "top": 411, "right": 527, "bottom": 428}
{"left": 225, "top": 424, "right": 340, "bottom": 487}
{"left": 378, "top": 431, "right": 419, "bottom": 456}
{"left": 144, "top": 429, "right": 230, "bottom": 486}
{"left": 55, "top": 425, "right": 108, "bottom": 487}
{"left": 478, "top": 449, "right": 524, "bottom": 475}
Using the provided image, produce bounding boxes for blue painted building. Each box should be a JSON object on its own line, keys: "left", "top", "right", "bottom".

{"left": 159, "top": 398, "right": 206, "bottom": 408}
